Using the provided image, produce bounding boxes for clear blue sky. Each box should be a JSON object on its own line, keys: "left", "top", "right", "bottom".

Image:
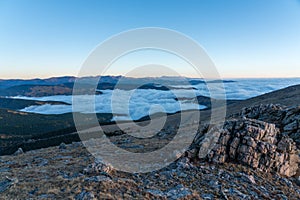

{"left": 1, "top": 0, "right": 300, "bottom": 79}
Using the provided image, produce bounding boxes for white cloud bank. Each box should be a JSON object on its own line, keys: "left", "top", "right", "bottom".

{"left": 19, "top": 89, "right": 204, "bottom": 121}
{"left": 16, "top": 78, "right": 300, "bottom": 121}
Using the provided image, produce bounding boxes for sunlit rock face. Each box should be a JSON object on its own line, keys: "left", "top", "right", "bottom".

{"left": 189, "top": 104, "right": 300, "bottom": 177}
{"left": 240, "top": 104, "right": 300, "bottom": 147}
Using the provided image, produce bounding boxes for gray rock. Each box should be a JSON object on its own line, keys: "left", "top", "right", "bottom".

{"left": 0, "top": 168, "right": 10, "bottom": 173}
{"left": 198, "top": 125, "right": 222, "bottom": 159}
{"left": 284, "top": 120, "right": 298, "bottom": 132}
{"left": 166, "top": 184, "right": 191, "bottom": 199}
{"left": 240, "top": 104, "right": 300, "bottom": 148}
{"left": 240, "top": 173, "right": 256, "bottom": 184}
{"left": 0, "top": 180, "right": 13, "bottom": 193}
{"left": 33, "top": 158, "right": 49, "bottom": 167}
{"left": 280, "top": 177, "right": 294, "bottom": 188}
{"left": 53, "top": 155, "right": 73, "bottom": 160}
{"left": 176, "top": 157, "right": 194, "bottom": 170}
{"left": 226, "top": 188, "right": 250, "bottom": 199}
{"left": 38, "top": 194, "right": 56, "bottom": 199}
{"left": 59, "top": 142, "right": 67, "bottom": 150}
{"left": 84, "top": 175, "right": 111, "bottom": 182}
{"left": 146, "top": 185, "right": 191, "bottom": 199}
{"left": 83, "top": 159, "right": 113, "bottom": 175}
{"left": 75, "top": 190, "right": 95, "bottom": 200}
{"left": 29, "top": 187, "right": 39, "bottom": 195}
{"left": 193, "top": 117, "right": 299, "bottom": 177}
{"left": 0, "top": 177, "right": 17, "bottom": 193}
{"left": 146, "top": 189, "right": 165, "bottom": 197}
{"left": 201, "top": 193, "right": 214, "bottom": 199}
{"left": 13, "top": 148, "right": 24, "bottom": 156}
{"left": 277, "top": 194, "right": 288, "bottom": 200}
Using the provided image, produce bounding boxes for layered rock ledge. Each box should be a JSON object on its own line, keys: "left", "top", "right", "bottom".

{"left": 240, "top": 104, "right": 300, "bottom": 146}
{"left": 188, "top": 104, "right": 300, "bottom": 177}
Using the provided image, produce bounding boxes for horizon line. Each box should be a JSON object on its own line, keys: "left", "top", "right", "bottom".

{"left": 1, "top": 74, "right": 300, "bottom": 81}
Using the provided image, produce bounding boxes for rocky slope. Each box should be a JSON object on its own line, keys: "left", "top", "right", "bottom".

{"left": 1, "top": 104, "right": 300, "bottom": 199}
{"left": 1, "top": 141, "right": 300, "bottom": 199}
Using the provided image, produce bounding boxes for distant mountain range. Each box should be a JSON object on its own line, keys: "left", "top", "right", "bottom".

{"left": 0, "top": 76, "right": 76, "bottom": 89}
{"left": 0, "top": 75, "right": 235, "bottom": 97}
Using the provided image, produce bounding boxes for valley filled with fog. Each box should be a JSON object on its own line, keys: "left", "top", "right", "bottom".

{"left": 9, "top": 78, "right": 300, "bottom": 121}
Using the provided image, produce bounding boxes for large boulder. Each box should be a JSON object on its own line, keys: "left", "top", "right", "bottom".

{"left": 189, "top": 117, "right": 299, "bottom": 177}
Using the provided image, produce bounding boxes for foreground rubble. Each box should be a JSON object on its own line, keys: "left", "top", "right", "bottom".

{"left": 1, "top": 141, "right": 300, "bottom": 199}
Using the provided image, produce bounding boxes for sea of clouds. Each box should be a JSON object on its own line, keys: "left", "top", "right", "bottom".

{"left": 18, "top": 89, "right": 205, "bottom": 120}
{"left": 15, "top": 78, "right": 300, "bottom": 121}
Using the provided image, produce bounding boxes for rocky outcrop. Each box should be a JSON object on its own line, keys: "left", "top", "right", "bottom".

{"left": 190, "top": 117, "right": 300, "bottom": 177}
{"left": 240, "top": 104, "right": 300, "bottom": 146}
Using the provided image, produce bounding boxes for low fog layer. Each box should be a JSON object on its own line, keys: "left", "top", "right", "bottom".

{"left": 14, "top": 78, "right": 300, "bottom": 121}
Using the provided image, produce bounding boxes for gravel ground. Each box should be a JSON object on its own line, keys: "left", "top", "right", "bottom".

{"left": 1, "top": 141, "right": 300, "bottom": 199}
